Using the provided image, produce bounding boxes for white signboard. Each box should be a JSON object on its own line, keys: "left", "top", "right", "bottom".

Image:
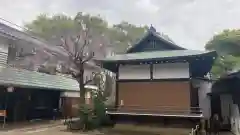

{"left": 61, "top": 91, "right": 91, "bottom": 98}
{"left": 119, "top": 65, "right": 150, "bottom": 80}
{"left": 153, "top": 63, "right": 189, "bottom": 79}
{"left": 7, "top": 86, "right": 14, "bottom": 92}
{"left": 61, "top": 91, "right": 80, "bottom": 98}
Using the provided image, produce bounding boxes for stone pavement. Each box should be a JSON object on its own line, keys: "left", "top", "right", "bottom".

{"left": 0, "top": 120, "right": 64, "bottom": 135}
{"left": 0, "top": 125, "right": 98, "bottom": 135}
{"left": 0, "top": 119, "right": 62, "bottom": 131}
{"left": 0, "top": 121, "right": 235, "bottom": 135}
{"left": 1, "top": 125, "right": 65, "bottom": 135}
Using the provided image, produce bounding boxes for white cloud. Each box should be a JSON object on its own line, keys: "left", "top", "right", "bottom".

{"left": 135, "top": 0, "right": 159, "bottom": 13}
{"left": 1, "top": 0, "right": 240, "bottom": 50}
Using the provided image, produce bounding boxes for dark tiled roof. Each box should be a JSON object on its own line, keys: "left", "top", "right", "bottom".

{"left": 0, "top": 22, "right": 65, "bottom": 55}
{"left": 0, "top": 67, "right": 79, "bottom": 91}
{"left": 0, "top": 22, "right": 101, "bottom": 70}
{"left": 126, "top": 28, "right": 186, "bottom": 53}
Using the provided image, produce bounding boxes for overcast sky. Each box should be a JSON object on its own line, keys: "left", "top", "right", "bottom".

{"left": 1, "top": 0, "right": 240, "bottom": 50}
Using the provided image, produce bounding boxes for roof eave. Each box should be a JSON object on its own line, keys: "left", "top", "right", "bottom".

{"left": 96, "top": 51, "right": 217, "bottom": 63}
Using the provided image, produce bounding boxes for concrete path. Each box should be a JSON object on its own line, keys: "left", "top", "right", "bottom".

{"left": 0, "top": 121, "right": 234, "bottom": 135}
{"left": 0, "top": 125, "right": 95, "bottom": 135}
{"left": 0, "top": 125, "right": 64, "bottom": 135}
{"left": 0, "top": 120, "right": 62, "bottom": 130}
{"left": 0, "top": 120, "right": 64, "bottom": 134}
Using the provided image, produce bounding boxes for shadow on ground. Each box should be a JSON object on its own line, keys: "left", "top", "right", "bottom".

{"left": 61, "top": 124, "right": 190, "bottom": 135}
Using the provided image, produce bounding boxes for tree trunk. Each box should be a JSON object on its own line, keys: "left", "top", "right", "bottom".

{"left": 79, "top": 67, "right": 85, "bottom": 106}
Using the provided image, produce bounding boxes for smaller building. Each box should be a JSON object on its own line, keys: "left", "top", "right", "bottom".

{"left": 211, "top": 70, "right": 240, "bottom": 134}
{"left": 0, "top": 21, "right": 100, "bottom": 122}
{"left": 95, "top": 26, "right": 217, "bottom": 124}
{"left": 0, "top": 66, "right": 97, "bottom": 122}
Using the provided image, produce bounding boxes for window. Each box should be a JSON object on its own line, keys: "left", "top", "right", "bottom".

{"left": 0, "top": 44, "right": 8, "bottom": 53}
{"left": 7, "top": 44, "right": 17, "bottom": 62}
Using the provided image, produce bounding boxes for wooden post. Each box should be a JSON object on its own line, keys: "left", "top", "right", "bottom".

{"left": 200, "top": 119, "right": 206, "bottom": 135}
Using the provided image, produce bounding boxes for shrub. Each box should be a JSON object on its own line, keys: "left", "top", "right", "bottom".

{"left": 93, "top": 91, "right": 113, "bottom": 128}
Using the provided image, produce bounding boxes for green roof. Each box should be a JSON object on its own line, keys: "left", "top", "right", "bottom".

{"left": 98, "top": 50, "right": 217, "bottom": 62}
{"left": 0, "top": 67, "right": 79, "bottom": 91}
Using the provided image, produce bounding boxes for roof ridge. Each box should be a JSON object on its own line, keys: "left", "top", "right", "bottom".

{"left": 126, "top": 26, "right": 186, "bottom": 53}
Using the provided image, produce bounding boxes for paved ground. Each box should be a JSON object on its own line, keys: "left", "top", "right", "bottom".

{"left": 0, "top": 123, "right": 234, "bottom": 135}
{"left": 0, "top": 125, "right": 73, "bottom": 135}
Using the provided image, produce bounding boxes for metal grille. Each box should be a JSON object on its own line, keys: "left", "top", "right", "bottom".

{"left": 0, "top": 51, "right": 7, "bottom": 67}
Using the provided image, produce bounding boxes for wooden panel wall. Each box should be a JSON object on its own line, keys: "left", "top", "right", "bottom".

{"left": 61, "top": 97, "right": 80, "bottom": 118}
{"left": 61, "top": 97, "right": 93, "bottom": 118}
{"left": 118, "top": 81, "right": 191, "bottom": 113}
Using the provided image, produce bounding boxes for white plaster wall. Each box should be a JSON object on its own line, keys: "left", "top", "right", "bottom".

{"left": 0, "top": 36, "right": 10, "bottom": 53}
{"left": 0, "top": 44, "right": 8, "bottom": 53}
{"left": 60, "top": 91, "right": 91, "bottom": 98}
{"left": 119, "top": 64, "right": 150, "bottom": 79}
{"left": 220, "top": 94, "right": 233, "bottom": 125}
{"left": 61, "top": 91, "right": 80, "bottom": 98}
{"left": 197, "top": 79, "right": 212, "bottom": 119}
{"left": 84, "top": 68, "right": 97, "bottom": 83}
{"left": 231, "top": 104, "right": 240, "bottom": 135}
{"left": 153, "top": 63, "right": 189, "bottom": 79}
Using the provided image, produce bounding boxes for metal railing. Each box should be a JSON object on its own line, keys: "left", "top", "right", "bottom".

{"left": 106, "top": 105, "right": 202, "bottom": 115}
{"left": 189, "top": 124, "right": 200, "bottom": 135}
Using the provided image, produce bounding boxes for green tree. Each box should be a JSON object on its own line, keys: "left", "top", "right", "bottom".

{"left": 205, "top": 29, "right": 240, "bottom": 77}
{"left": 25, "top": 14, "right": 78, "bottom": 43}
{"left": 24, "top": 13, "right": 147, "bottom": 54}
{"left": 211, "top": 55, "right": 240, "bottom": 78}
{"left": 24, "top": 13, "right": 134, "bottom": 130}
{"left": 206, "top": 29, "right": 240, "bottom": 56}
{"left": 109, "top": 21, "right": 147, "bottom": 53}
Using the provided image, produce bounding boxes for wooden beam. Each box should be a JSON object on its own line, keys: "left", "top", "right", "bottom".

{"left": 150, "top": 64, "right": 153, "bottom": 80}
{"left": 115, "top": 64, "right": 119, "bottom": 107}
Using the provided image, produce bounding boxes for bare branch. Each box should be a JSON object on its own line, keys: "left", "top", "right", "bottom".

{"left": 74, "top": 35, "right": 81, "bottom": 58}
{"left": 79, "top": 39, "right": 89, "bottom": 57}
{"left": 66, "top": 67, "right": 80, "bottom": 79}
{"left": 57, "top": 37, "right": 77, "bottom": 62}
{"left": 79, "top": 29, "right": 91, "bottom": 57}
{"left": 42, "top": 49, "right": 58, "bottom": 57}
{"left": 84, "top": 72, "right": 102, "bottom": 86}
{"left": 81, "top": 52, "right": 94, "bottom": 64}
{"left": 69, "top": 35, "right": 81, "bottom": 58}
{"left": 84, "top": 79, "right": 93, "bottom": 86}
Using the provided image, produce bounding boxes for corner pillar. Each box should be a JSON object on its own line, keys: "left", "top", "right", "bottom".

{"left": 200, "top": 119, "right": 206, "bottom": 135}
